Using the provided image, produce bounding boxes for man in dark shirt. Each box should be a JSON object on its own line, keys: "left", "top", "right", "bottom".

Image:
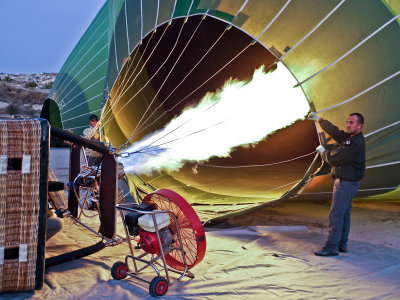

{"left": 308, "top": 112, "right": 366, "bottom": 256}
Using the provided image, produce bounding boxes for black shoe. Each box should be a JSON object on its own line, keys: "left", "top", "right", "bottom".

{"left": 314, "top": 249, "right": 339, "bottom": 256}
{"left": 339, "top": 246, "right": 347, "bottom": 253}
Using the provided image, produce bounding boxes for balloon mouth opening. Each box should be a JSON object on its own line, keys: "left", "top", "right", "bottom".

{"left": 104, "top": 14, "right": 318, "bottom": 201}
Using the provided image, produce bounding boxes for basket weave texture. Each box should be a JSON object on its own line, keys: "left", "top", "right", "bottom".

{"left": 0, "top": 120, "right": 42, "bottom": 292}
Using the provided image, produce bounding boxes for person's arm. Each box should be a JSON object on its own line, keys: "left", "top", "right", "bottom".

{"left": 82, "top": 127, "right": 90, "bottom": 139}
{"left": 320, "top": 141, "right": 361, "bottom": 166}
{"left": 319, "top": 119, "right": 348, "bottom": 144}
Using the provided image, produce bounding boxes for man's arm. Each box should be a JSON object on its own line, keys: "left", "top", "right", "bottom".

{"left": 319, "top": 119, "right": 348, "bottom": 144}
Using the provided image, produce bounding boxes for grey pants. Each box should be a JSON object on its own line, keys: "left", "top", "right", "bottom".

{"left": 324, "top": 179, "right": 360, "bottom": 251}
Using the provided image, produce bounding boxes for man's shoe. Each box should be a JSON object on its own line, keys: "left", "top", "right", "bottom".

{"left": 339, "top": 246, "right": 347, "bottom": 253}
{"left": 314, "top": 249, "right": 339, "bottom": 256}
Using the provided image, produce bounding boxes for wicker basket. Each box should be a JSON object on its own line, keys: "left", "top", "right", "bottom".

{"left": 0, "top": 119, "right": 49, "bottom": 293}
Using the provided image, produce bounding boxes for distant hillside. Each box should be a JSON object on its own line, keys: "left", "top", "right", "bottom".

{"left": 0, "top": 73, "right": 56, "bottom": 118}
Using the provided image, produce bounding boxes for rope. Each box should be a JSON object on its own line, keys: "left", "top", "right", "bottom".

{"left": 140, "top": 0, "right": 143, "bottom": 39}
{"left": 134, "top": 102, "right": 220, "bottom": 155}
{"left": 199, "top": 151, "right": 316, "bottom": 168}
{"left": 50, "top": 17, "right": 107, "bottom": 96}
{"left": 57, "top": 59, "right": 108, "bottom": 109}
{"left": 256, "top": 0, "right": 292, "bottom": 39}
{"left": 317, "top": 70, "right": 400, "bottom": 114}
{"left": 364, "top": 120, "right": 400, "bottom": 138}
{"left": 127, "top": 24, "right": 229, "bottom": 143}
{"left": 101, "top": 23, "right": 172, "bottom": 122}
{"left": 54, "top": 33, "right": 108, "bottom": 103}
{"left": 126, "top": 0, "right": 292, "bottom": 149}
{"left": 120, "top": 42, "right": 251, "bottom": 150}
{"left": 56, "top": 43, "right": 108, "bottom": 105}
{"left": 295, "top": 14, "right": 400, "bottom": 87}
{"left": 129, "top": 16, "right": 206, "bottom": 141}
{"left": 301, "top": 186, "right": 398, "bottom": 195}
{"left": 103, "top": 1, "right": 195, "bottom": 124}
{"left": 124, "top": 0, "right": 130, "bottom": 53}
{"left": 57, "top": 93, "right": 103, "bottom": 116}
{"left": 59, "top": 75, "right": 106, "bottom": 112}
{"left": 108, "top": 29, "right": 157, "bottom": 109}
{"left": 172, "top": 0, "right": 177, "bottom": 17}
{"left": 61, "top": 107, "right": 103, "bottom": 123}
{"left": 112, "top": 0, "right": 120, "bottom": 75}
{"left": 101, "top": 17, "right": 192, "bottom": 130}
{"left": 280, "top": 0, "right": 347, "bottom": 59}
{"left": 127, "top": 121, "right": 224, "bottom": 156}
{"left": 366, "top": 161, "right": 400, "bottom": 169}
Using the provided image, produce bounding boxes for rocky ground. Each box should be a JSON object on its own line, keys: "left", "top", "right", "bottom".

{"left": 0, "top": 73, "right": 56, "bottom": 118}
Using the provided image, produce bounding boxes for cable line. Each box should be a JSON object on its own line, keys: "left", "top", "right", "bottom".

{"left": 295, "top": 14, "right": 400, "bottom": 87}
{"left": 102, "top": 17, "right": 191, "bottom": 128}
{"left": 129, "top": 16, "right": 206, "bottom": 141}
{"left": 101, "top": 22, "right": 173, "bottom": 122}
{"left": 199, "top": 151, "right": 316, "bottom": 168}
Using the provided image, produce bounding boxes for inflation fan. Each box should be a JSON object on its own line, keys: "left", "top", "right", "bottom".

{"left": 111, "top": 189, "right": 206, "bottom": 297}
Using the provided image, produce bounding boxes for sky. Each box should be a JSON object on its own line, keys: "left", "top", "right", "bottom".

{"left": 0, "top": 0, "right": 107, "bottom": 74}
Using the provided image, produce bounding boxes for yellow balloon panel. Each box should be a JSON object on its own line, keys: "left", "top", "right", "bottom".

{"left": 233, "top": 0, "right": 288, "bottom": 38}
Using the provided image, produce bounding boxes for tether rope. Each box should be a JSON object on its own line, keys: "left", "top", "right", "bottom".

{"left": 100, "top": 22, "right": 173, "bottom": 122}
{"left": 104, "top": 2, "right": 252, "bottom": 149}
{"left": 57, "top": 59, "right": 108, "bottom": 109}
{"left": 126, "top": 23, "right": 229, "bottom": 143}
{"left": 61, "top": 104, "right": 104, "bottom": 123}
{"left": 117, "top": 42, "right": 251, "bottom": 151}
{"left": 54, "top": 32, "right": 108, "bottom": 102}
{"left": 280, "top": 0, "right": 346, "bottom": 59}
{"left": 60, "top": 75, "right": 106, "bottom": 113}
{"left": 57, "top": 43, "right": 108, "bottom": 106}
{"left": 112, "top": 0, "right": 120, "bottom": 75}
{"left": 108, "top": 29, "right": 157, "bottom": 107}
{"left": 101, "top": 17, "right": 193, "bottom": 129}
{"left": 295, "top": 14, "right": 400, "bottom": 87}
{"left": 50, "top": 17, "right": 107, "bottom": 96}
{"left": 256, "top": 0, "right": 291, "bottom": 39}
{"left": 124, "top": 0, "right": 130, "bottom": 53}
{"left": 121, "top": 2, "right": 293, "bottom": 148}
{"left": 129, "top": 102, "right": 221, "bottom": 156}
{"left": 128, "top": 16, "right": 206, "bottom": 141}
{"left": 103, "top": 1, "right": 195, "bottom": 122}
{"left": 198, "top": 151, "right": 316, "bottom": 168}
{"left": 317, "top": 70, "right": 400, "bottom": 114}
